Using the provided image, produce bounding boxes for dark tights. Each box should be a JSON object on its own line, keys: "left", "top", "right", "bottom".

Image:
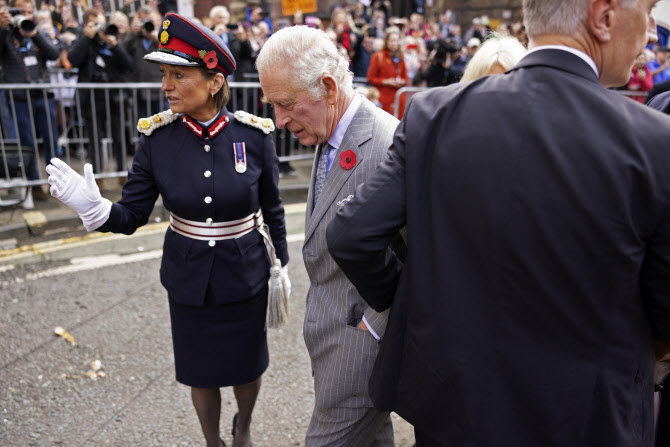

{"left": 191, "top": 376, "right": 261, "bottom": 447}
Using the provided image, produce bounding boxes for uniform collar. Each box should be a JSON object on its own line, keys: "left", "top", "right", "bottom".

{"left": 181, "top": 108, "right": 231, "bottom": 139}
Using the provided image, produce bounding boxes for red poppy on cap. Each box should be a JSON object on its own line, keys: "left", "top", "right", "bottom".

{"left": 203, "top": 51, "right": 218, "bottom": 69}
{"left": 339, "top": 150, "right": 356, "bottom": 170}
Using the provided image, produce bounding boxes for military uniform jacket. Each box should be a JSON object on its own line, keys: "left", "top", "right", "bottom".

{"left": 98, "top": 107, "right": 289, "bottom": 306}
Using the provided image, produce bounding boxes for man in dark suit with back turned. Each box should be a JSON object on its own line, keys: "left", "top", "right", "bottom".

{"left": 646, "top": 90, "right": 670, "bottom": 447}
{"left": 327, "top": 0, "right": 670, "bottom": 445}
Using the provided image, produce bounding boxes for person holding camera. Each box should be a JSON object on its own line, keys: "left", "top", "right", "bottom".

{"left": 0, "top": 0, "right": 62, "bottom": 200}
{"left": 413, "top": 38, "right": 461, "bottom": 88}
{"left": 209, "top": 6, "right": 241, "bottom": 81}
{"left": 66, "top": 8, "right": 132, "bottom": 185}
{"left": 124, "top": 7, "right": 163, "bottom": 114}
{"left": 352, "top": 25, "right": 375, "bottom": 79}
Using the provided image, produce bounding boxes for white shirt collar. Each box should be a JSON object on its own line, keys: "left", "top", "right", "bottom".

{"left": 526, "top": 45, "right": 599, "bottom": 78}
{"left": 327, "top": 93, "right": 363, "bottom": 150}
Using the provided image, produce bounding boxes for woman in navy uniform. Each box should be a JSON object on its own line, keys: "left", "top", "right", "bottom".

{"left": 46, "top": 13, "right": 289, "bottom": 447}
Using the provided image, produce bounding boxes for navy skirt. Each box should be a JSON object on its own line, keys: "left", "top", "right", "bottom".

{"left": 168, "top": 284, "right": 269, "bottom": 388}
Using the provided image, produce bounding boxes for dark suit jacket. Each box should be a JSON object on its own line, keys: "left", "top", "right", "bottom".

{"left": 327, "top": 49, "right": 670, "bottom": 446}
{"left": 646, "top": 91, "right": 670, "bottom": 447}
{"left": 644, "top": 78, "right": 670, "bottom": 105}
{"left": 647, "top": 89, "right": 670, "bottom": 113}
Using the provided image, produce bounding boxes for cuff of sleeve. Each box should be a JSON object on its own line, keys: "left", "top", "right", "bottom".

{"left": 362, "top": 315, "right": 381, "bottom": 341}
{"left": 80, "top": 198, "right": 112, "bottom": 231}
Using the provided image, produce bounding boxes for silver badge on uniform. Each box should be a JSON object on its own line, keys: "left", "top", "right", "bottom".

{"left": 233, "top": 142, "right": 247, "bottom": 174}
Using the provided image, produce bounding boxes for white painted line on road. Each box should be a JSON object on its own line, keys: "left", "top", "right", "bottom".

{"left": 3, "top": 235, "right": 307, "bottom": 285}
{"left": 25, "top": 250, "right": 164, "bottom": 281}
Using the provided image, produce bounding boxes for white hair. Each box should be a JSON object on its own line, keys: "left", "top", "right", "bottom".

{"left": 460, "top": 35, "right": 527, "bottom": 82}
{"left": 255, "top": 25, "right": 353, "bottom": 101}
{"left": 523, "top": 0, "right": 638, "bottom": 38}
{"left": 209, "top": 5, "right": 229, "bottom": 21}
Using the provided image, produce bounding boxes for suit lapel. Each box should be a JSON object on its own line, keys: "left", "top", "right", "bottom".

{"left": 304, "top": 100, "right": 374, "bottom": 242}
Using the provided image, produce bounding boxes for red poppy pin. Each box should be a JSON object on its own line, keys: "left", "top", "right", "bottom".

{"left": 202, "top": 50, "right": 218, "bottom": 69}
{"left": 339, "top": 150, "right": 356, "bottom": 170}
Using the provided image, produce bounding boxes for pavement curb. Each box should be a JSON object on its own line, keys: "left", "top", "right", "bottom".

{"left": 1, "top": 186, "right": 308, "bottom": 248}
{"left": 0, "top": 202, "right": 307, "bottom": 265}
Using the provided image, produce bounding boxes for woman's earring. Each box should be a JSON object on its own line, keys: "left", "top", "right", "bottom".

{"left": 211, "top": 92, "right": 215, "bottom": 98}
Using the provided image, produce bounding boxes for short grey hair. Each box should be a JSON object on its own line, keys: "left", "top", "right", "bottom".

{"left": 256, "top": 25, "right": 353, "bottom": 101}
{"left": 523, "top": 0, "right": 637, "bottom": 38}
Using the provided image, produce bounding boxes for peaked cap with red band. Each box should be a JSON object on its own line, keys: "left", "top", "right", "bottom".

{"left": 144, "top": 13, "right": 236, "bottom": 76}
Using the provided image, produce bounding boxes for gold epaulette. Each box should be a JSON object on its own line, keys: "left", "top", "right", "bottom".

{"left": 233, "top": 110, "right": 275, "bottom": 135}
{"left": 137, "top": 109, "right": 179, "bottom": 136}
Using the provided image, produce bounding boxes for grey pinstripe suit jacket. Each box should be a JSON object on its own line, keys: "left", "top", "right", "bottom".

{"left": 302, "top": 96, "right": 399, "bottom": 410}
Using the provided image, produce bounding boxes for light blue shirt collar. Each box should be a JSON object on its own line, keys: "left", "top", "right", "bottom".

{"left": 324, "top": 93, "right": 363, "bottom": 177}
{"left": 526, "top": 45, "right": 599, "bottom": 78}
{"left": 327, "top": 93, "right": 363, "bottom": 151}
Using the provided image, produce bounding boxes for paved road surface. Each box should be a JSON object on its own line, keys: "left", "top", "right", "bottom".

{"left": 0, "top": 205, "right": 414, "bottom": 446}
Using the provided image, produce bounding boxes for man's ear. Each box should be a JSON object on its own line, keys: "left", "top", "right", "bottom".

{"left": 587, "top": 0, "right": 615, "bottom": 43}
{"left": 322, "top": 74, "right": 339, "bottom": 105}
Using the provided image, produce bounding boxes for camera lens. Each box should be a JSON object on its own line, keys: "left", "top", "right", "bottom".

{"left": 104, "top": 23, "right": 119, "bottom": 37}
{"left": 15, "top": 16, "right": 35, "bottom": 32}
{"left": 8, "top": 9, "right": 36, "bottom": 33}
{"left": 20, "top": 19, "right": 35, "bottom": 32}
{"left": 141, "top": 20, "right": 154, "bottom": 33}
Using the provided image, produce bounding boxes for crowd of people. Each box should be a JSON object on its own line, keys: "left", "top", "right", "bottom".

{"left": 0, "top": 0, "right": 536, "bottom": 193}
{"left": 625, "top": 44, "right": 670, "bottom": 101}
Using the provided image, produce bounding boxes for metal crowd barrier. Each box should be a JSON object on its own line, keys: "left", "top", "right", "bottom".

{"left": 0, "top": 81, "right": 315, "bottom": 191}
{"left": 0, "top": 80, "right": 653, "bottom": 201}
{"left": 393, "top": 86, "right": 427, "bottom": 118}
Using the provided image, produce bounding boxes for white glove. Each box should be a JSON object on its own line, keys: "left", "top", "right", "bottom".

{"left": 281, "top": 265, "right": 292, "bottom": 298}
{"left": 46, "top": 158, "right": 112, "bottom": 231}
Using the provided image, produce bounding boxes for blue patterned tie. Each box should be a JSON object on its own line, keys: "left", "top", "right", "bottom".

{"left": 313, "top": 143, "right": 330, "bottom": 206}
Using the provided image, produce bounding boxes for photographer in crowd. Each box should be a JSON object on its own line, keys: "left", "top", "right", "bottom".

{"left": 0, "top": 0, "right": 61, "bottom": 200}
{"left": 413, "top": 38, "right": 461, "bottom": 87}
{"left": 352, "top": 24, "right": 375, "bottom": 79}
{"left": 124, "top": 6, "right": 163, "bottom": 115}
{"left": 67, "top": 8, "right": 132, "bottom": 185}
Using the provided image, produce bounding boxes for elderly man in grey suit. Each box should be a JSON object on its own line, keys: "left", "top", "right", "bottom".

{"left": 256, "top": 26, "right": 401, "bottom": 446}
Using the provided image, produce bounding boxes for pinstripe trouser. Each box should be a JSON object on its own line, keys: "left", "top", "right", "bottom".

{"left": 305, "top": 405, "right": 394, "bottom": 447}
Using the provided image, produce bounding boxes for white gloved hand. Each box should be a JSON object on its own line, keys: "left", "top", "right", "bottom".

{"left": 46, "top": 158, "right": 112, "bottom": 231}
{"left": 281, "top": 265, "right": 292, "bottom": 298}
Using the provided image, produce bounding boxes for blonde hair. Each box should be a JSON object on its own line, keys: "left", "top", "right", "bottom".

{"left": 461, "top": 35, "right": 527, "bottom": 83}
